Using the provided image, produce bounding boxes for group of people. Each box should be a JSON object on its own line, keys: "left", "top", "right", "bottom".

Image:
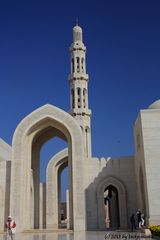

{"left": 4, "top": 210, "right": 145, "bottom": 237}
{"left": 130, "top": 209, "right": 145, "bottom": 232}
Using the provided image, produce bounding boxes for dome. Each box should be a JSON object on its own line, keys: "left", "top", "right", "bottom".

{"left": 73, "top": 25, "right": 82, "bottom": 32}
{"left": 72, "top": 25, "right": 83, "bottom": 42}
{"left": 148, "top": 99, "right": 160, "bottom": 109}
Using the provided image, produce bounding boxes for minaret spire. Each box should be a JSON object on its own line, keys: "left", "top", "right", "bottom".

{"left": 76, "top": 17, "right": 78, "bottom": 26}
{"left": 68, "top": 25, "right": 92, "bottom": 157}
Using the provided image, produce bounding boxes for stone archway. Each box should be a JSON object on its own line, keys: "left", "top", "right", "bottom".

{"left": 104, "top": 185, "right": 120, "bottom": 228}
{"left": 31, "top": 125, "right": 67, "bottom": 229}
{"left": 10, "top": 104, "right": 86, "bottom": 232}
{"left": 97, "top": 176, "right": 127, "bottom": 230}
{"left": 46, "top": 148, "right": 68, "bottom": 229}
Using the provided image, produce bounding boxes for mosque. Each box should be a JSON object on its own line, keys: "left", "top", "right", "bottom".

{"left": 0, "top": 24, "right": 160, "bottom": 232}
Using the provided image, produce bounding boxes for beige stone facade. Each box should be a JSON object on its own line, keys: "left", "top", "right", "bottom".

{"left": 0, "top": 25, "right": 159, "bottom": 232}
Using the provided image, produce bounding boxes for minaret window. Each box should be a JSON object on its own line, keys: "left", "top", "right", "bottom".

{"left": 83, "top": 89, "right": 86, "bottom": 108}
{"left": 81, "top": 58, "right": 84, "bottom": 73}
{"left": 76, "top": 57, "right": 80, "bottom": 73}
{"left": 71, "top": 89, "right": 75, "bottom": 108}
{"left": 77, "top": 88, "right": 80, "bottom": 95}
{"left": 77, "top": 88, "right": 81, "bottom": 108}
{"left": 72, "top": 58, "right": 75, "bottom": 73}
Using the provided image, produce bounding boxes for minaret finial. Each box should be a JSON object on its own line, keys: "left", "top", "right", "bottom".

{"left": 76, "top": 17, "right": 78, "bottom": 26}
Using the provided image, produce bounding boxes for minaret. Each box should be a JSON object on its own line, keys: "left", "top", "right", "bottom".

{"left": 69, "top": 24, "right": 92, "bottom": 157}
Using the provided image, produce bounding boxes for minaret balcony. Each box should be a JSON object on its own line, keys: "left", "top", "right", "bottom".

{"left": 70, "top": 108, "right": 91, "bottom": 117}
{"left": 69, "top": 43, "right": 86, "bottom": 52}
{"left": 68, "top": 73, "right": 88, "bottom": 81}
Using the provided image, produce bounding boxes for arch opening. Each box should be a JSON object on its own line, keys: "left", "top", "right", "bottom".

{"left": 58, "top": 163, "right": 68, "bottom": 228}
{"left": 10, "top": 105, "right": 86, "bottom": 232}
{"left": 31, "top": 125, "right": 69, "bottom": 229}
{"left": 97, "top": 177, "right": 127, "bottom": 230}
{"left": 104, "top": 185, "right": 120, "bottom": 229}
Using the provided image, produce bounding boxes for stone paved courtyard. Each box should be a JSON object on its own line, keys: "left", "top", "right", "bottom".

{"left": 0, "top": 231, "right": 153, "bottom": 240}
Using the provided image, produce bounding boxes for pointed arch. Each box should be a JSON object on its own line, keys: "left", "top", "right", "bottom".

{"left": 96, "top": 176, "right": 127, "bottom": 229}
{"left": 10, "top": 104, "right": 86, "bottom": 232}
{"left": 46, "top": 148, "right": 68, "bottom": 228}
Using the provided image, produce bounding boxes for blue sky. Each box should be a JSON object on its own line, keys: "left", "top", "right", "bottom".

{"left": 0, "top": 0, "right": 160, "bottom": 199}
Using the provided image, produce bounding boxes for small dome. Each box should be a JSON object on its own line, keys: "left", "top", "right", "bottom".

{"left": 148, "top": 99, "right": 160, "bottom": 109}
{"left": 73, "top": 25, "right": 82, "bottom": 32}
{"left": 72, "top": 25, "right": 83, "bottom": 42}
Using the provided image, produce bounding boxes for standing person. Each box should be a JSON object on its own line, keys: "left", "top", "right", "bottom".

{"left": 130, "top": 213, "right": 136, "bottom": 232}
{"left": 136, "top": 209, "right": 142, "bottom": 229}
{"left": 5, "top": 216, "right": 16, "bottom": 240}
{"left": 140, "top": 214, "right": 145, "bottom": 229}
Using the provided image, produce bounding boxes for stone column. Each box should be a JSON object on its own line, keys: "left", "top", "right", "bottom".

{"left": 58, "top": 169, "right": 61, "bottom": 226}
{"left": 39, "top": 183, "right": 43, "bottom": 229}
{"left": 30, "top": 169, "right": 34, "bottom": 228}
{"left": 46, "top": 165, "right": 58, "bottom": 229}
{"left": 0, "top": 160, "right": 7, "bottom": 231}
{"left": 66, "top": 189, "right": 70, "bottom": 229}
{"left": 32, "top": 147, "right": 40, "bottom": 229}
{"left": 105, "top": 202, "right": 110, "bottom": 228}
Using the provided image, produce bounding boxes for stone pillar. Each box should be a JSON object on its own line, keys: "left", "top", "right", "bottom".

{"left": 30, "top": 169, "right": 34, "bottom": 229}
{"left": 105, "top": 202, "right": 110, "bottom": 228}
{"left": 58, "top": 169, "right": 61, "bottom": 226}
{"left": 46, "top": 164, "right": 58, "bottom": 229}
{"left": 39, "top": 183, "right": 43, "bottom": 229}
{"left": 32, "top": 147, "right": 40, "bottom": 229}
{"left": 68, "top": 150, "right": 74, "bottom": 230}
{"left": 66, "top": 189, "right": 70, "bottom": 229}
{"left": 39, "top": 183, "right": 46, "bottom": 229}
{"left": 0, "top": 160, "right": 8, "bottom": 232}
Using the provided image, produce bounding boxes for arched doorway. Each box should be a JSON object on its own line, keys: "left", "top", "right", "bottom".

{"left": 31, "top": 126, "right": 68, "bottom": 229}
{"left": 46, "top": 148, "right": 68, "bottom": 229}
{"left": 58, "top": 163, "right": 68, "bottom": 228}
{"left": 104, "top": 185, "right": 120, "bottom": 229}
{"left": 97, "top": 177, "right": 127, "bottom": 230}
{"left": 10, "top": 104, "right": 86, "bottom": 232}
{"left": 39, "top": 137, "right": 67, "bottom": 229}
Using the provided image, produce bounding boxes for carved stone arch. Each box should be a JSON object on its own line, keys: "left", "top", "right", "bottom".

{"left": 80, "top": 126, "right": 83, "bottom": 132}
{"left": 81, "top": 57, "right": 84, "bottom": 72}
{"left": 77, "top": 87, "right": 81, "bottom": 108}
{"left": 96, "top": 176, "right": 127, "bottom": 229}
{"left": 46, "top": 148, "right": 68, "bottom": 228}
{"left": 10, "top": 104, "right": 86, "bottom": 232}
{"left": 85, "top": 126, "right": 90, "bottom": 133}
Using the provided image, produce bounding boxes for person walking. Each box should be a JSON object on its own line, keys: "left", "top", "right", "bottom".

{"left": 5, "top": 216, "right": 16, "bottom": 240}
{"left": 130, "top": 213, "right": 136, "bottom": 232}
